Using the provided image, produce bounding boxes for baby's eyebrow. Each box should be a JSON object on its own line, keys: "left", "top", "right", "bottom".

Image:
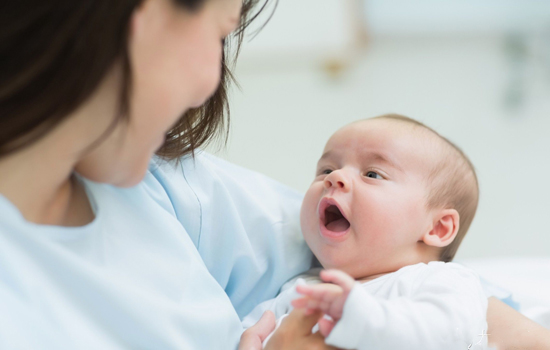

{"left": 319, "top": 151, "right": 333, "bottom": 161}
{"left": 318, "top": 151, "right": 341, "bottom": 165}
{"left": 363, "top": 152, "right": 403, "bottom": 172}
{"left": 318, "top": 150, "right": 403, "bottom": 172}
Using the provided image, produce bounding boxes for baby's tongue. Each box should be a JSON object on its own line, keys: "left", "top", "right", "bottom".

{"left": 326, "top": 218, "right": 350, "bottom": 232}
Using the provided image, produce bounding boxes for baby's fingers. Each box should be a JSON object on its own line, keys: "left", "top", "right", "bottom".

{"left": 291, "top": 297, "right": 328, "bottom": 312}
{"left": 318, "top": 317, "right": 336, "bottom": 338}
{"left": 296, "top": 283, "right": 343, "bottom": 301}
{"left": 319, "top": 269, "right": 355, "bottom": 292}
{"left": 291, "top": 297, "right": 310, "bottom": 309}
{"left": 292, "top": 298, "right": 323, "bottom": 310}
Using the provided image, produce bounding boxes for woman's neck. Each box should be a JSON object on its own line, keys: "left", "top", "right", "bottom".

{"left": 0, "top": 66, "right": 121, "bottom": 227}
{"left": 0, "top": 141, "right": 93, "bottom": 226}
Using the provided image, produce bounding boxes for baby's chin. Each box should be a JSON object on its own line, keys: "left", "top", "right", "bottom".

{"left": 304, "top": 228, "right": 369, "bottom": 276}
{"left": 313, "top": 251, "right": 355, "bottom": 275}
{"left": 312, "top": 250, "right": 385, "bottom": 280}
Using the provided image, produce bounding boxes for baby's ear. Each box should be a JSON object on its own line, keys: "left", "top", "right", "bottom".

{"left": 422, "top": 209, "right": 460, "bottom": 248}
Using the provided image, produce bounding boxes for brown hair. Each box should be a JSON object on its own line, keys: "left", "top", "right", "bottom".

{"left": 375, "top": 114, "right": 479, "bottom": 262}
{"left": 0, "top": 0, "right": 271, "bottom": 159}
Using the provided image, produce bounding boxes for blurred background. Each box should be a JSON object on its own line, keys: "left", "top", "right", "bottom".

{"left": 207, "top": 0, "right": 550, "bottom": 260}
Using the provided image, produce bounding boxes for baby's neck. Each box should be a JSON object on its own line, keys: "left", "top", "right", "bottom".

{"left": 357, "top": 272, "right": 390, "bottom": 283}
{"left": 353, "top": 248, "right": 443, "bottom": 283}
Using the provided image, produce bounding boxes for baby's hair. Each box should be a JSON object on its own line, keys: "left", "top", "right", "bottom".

{"left": 373, "top": 114, "right": 479, "bottom": 262}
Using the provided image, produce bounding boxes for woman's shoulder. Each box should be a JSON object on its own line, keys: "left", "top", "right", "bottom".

{"left": 148, "top": 152, "right": 302, "bottom": 198}
{"left": 146, "top": 152, "right": 312, "bottom": 318}
{"left": 147, "top": 152, "right": 303, "bottom": 221}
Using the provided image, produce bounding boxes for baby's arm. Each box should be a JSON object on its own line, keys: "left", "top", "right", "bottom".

{"left": 293, "top": 265, "right": 488, "bottom": 350}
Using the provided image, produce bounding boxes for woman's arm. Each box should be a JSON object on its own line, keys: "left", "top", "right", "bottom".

{"left": 487, "top": 297, "right": 550, "bottom": 350}
{"left": 240, "top": 309, "right": 339, "bottom": 350}
{"left": 239, "top": 311, "right": 276, "bottom": 350}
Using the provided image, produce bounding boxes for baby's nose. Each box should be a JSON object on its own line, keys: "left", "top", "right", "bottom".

{"left": 324, "top": 170, "right": 350, "bottom": 191}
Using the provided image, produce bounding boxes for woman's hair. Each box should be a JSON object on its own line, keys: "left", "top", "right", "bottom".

{"left": 0, "top": 0, "right": 270, "bottom": 159}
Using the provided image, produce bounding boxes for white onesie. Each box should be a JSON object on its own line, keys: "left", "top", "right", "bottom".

{"left": 242, "top": 261, "right": 488, "bottom": 350}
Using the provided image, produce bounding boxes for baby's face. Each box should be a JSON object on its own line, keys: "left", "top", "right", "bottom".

{"left": 301, "top": 119, "right": 440, "bottom": 279}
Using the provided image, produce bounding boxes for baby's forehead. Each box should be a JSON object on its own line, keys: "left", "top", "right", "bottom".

{"left": 325, "top": 118, "right": 445, "bottom": 169}
{"left": 331, "top": 118, "right": 438, "bottom": 149}
{"left": 351, "top": 118, "right": 427, "bottom": 135}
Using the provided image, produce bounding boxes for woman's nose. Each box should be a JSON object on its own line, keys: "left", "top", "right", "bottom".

{"left": 324, "top": 170, "right": 350, "bottom": 191}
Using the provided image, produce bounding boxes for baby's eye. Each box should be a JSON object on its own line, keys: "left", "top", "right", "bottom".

{"left": 365, "top": 171, "right": 383, "bottom": 179}
{"left": 322, "top": 169, "right": 333, "bottom": 175}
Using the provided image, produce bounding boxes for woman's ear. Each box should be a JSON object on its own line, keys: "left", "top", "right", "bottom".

{"left": 422, "top": 209, "right": 460, "bottom": 248}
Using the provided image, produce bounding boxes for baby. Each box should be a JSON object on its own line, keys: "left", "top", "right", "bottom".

{"left": 242, "top": 114, "right": 488, "bottom": 350}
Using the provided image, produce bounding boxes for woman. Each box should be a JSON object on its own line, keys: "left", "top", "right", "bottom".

{"left": 0, "top": 0, "right": 547, "bottom": 349}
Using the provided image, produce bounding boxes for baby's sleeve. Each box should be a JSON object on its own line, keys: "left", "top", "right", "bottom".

{"left": 325, "top": 264, "right": 488, "bottom": 350}
{"left": 241, "top": 279, "right": 303, "bottom": 329}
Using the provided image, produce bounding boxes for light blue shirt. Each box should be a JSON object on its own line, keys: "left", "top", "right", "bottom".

{"left": 0, "top": 153, "right": 313, "bottom": 349}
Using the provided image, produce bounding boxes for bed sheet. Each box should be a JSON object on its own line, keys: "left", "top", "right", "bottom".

{"left": 459, "top": 257, "right": 550, "bottom": 329}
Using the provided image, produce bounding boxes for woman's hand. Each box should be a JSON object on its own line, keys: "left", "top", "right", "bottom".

{"left": 263, "top": 308, "right": 340, "bottom": 350}
{"left": 239, "top": 311, "right": 276, "bottom": 350}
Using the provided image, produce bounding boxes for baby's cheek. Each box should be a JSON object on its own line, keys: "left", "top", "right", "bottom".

{"left": 300, "top": 208, "right": 315, "bottom": 241}
{"left": 300, "top": 187, "right": 319, "bottom": 226}
{"left": 353, "top": 211, "right": 401, "bottom": 254}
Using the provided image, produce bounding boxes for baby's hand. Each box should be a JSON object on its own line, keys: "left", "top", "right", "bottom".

{"left": 291, "top": 269, "right": 355, "bottom": 337}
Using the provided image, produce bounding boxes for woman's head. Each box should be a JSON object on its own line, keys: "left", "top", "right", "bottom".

{"left": 0, "top": 0, "right": 266, "bottom": 186}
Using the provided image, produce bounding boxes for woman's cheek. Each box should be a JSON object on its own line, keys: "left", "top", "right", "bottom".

{"left": 190, "top": 43, "right": 223, "bottom": 108}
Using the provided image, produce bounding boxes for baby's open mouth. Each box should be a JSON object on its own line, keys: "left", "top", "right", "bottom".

{"left": 324, "top": 205, "right": 351, "bottom": 232}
